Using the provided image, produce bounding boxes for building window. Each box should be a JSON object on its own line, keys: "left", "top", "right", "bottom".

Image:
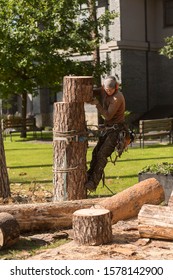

{"left": 164, "top": 0, "right": 173, "bottom": 27}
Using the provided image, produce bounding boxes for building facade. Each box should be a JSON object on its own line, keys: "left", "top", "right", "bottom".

{"left": 99, "top": 0, "right": 173, "bottom": 116}
{"left": 2, "top": 0, "right": 173, "bottom": 127}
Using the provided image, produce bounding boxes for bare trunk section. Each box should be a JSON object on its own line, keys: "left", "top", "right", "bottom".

{"left": 20, "top": 91, "right": 27, "bottom": 138}
{"left": 53, "top": 102, "right": 87, "bottom": 201}
{"left": 53, "top": 76, "right": 93, "bottom": 201}
{"left": 0, "top": 123, "right": 10, "bottom": 198}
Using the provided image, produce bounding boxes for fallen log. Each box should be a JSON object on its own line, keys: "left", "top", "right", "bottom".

{"left": 0, "top": 198, "right": 104, "bottom": 233}
{"left": 96, "top": 178, "right": 164, "bottom": 224}
{"left": 138, "top": 204, "right": 173, "bottom": 240}
{"left": 0, "top": 178, "right": 164, "bottom": 233}
{"left": 0, "top": 212, "right": 20, "bottom": 249}
{"left": 168, "top": 191, "right": 173, "bottom": 207}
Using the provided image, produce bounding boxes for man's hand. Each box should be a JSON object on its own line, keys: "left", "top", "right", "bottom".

{"left": 88, "top": 98, "right": 99, "bottom": 105}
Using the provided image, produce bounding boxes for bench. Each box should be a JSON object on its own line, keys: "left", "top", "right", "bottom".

{"left": 2, "top": 117, "right": 43, "bottom": 141}
{"left": 139, "top": 118, "right": 173, "bottom": 148}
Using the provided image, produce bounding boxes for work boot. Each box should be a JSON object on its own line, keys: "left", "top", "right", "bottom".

{"left": 85, "top": 180, "right": 96, "bottom": 191}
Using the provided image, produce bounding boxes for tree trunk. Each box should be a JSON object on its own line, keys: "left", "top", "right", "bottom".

{"left": 53, "top": 102, "right": 88, "bottom": 201}
{"left": 20, "top": 91, "right": 27, "bottom": 138}
{"left": 73, "top": 208, "right": 112, "bottom": 245}
{"left": 88, "top": 0, "right": 104, "bottom": 125}
{"left": 63, "top": 76, "right": 93, "bottom": 103}
{"left": 96, "top": 178, "right": 165, "bottom": 224}
{"left": 138, "top": 204, "right": 173, "bottom": 240}
{"left": 53, "top": 76, "right": 93, "bottom": 202}
{"left": 0, "top": 198, "right": 104, "bottom": 233}
{"left": 0, "top": 122, "right": 10, "bottom": 198}
{"left": 0, "top": 212, "right": 20, "bottom": 249}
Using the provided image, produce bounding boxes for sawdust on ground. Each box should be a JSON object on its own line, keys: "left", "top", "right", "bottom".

{"left": 27, "top": 218, "right": 173, "bottom": 260}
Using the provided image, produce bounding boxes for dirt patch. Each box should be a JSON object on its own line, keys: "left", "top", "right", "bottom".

{"left": 1, "top": 187, "right": 173, "bottom": 260}
{"left": 27, "top": 219, "right": 173, "bottom": 260}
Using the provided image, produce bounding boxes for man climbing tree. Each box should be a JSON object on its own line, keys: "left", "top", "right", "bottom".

{"left": 85, "top": 76, "right": 132, "bottom": 192}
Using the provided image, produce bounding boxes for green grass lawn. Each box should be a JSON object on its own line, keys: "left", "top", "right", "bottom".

{"left": 1, "top": 136, "right": 173, "bottom": 259}
{"left": 3, "top": 133, "right": 173, "bottom": 198}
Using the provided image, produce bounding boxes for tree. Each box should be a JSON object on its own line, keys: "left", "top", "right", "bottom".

{"left": 160, "top": 36, "right": 173, "bottom": 59}
{"left": 0, "top": 0, "right": 117, "bottom": 111}
{"left": 0, "top": 121, "right": 10, "bottom": 198}
{"left": 0, "top": 0, "right": 95, "bottom": 134}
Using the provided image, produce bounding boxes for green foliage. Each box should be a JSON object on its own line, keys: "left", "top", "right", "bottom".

{"left": 0, "top": 0, "right": 117, "bottom": 99}
{"left": 160, "top": 36, "right": 173, "bottom": 59}
{"left": 139, "top": 162, "right": 173, "bottom": 175}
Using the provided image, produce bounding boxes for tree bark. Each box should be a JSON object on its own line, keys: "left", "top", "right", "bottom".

{"left": 73, "top": 208, "right": 112, "bottom": 245}
{"left": 53, "top": 102, "right": 88, "bottom": 201}
{"left": 0, "top": 198, "right": 104, "bottom": 233}
{"left": 0, "top": 212, "right": 20, "bottom": 249}
{"left": 0, "top": 179, "right": 164, "bottom": 233}
{"left": 63, "top": 76, "right": 93, "bottom": 103}
{"left": 0, "top": 122, "right": 10, "bottom": 198}
{"left": 138, "top": 204, "right": 173, "bottom": 240}
{"left": 168, "top": 191, "right": 173, "bottom": 207}
{"left": 20, "top": 91, "right": 27, "bottom": 138}
{"left": 96, "top": 178, "right": 165, "bottom": 224}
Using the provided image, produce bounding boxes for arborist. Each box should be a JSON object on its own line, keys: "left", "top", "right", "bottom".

{"left": 85, "top": 75, "right": 133, "bottom": 192}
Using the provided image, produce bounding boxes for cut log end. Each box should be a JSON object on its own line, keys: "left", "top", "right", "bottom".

{"left": 168, "top": 191, "right": 173, "bottom": 207}
{"left": 0, "top": 212, "right": 20, "bottom": 250}
{"left": 72, "top": 208, "right": 112, "bottom": 246}
{"left": 138, "top": 204, "right": 173, "bottom": 241}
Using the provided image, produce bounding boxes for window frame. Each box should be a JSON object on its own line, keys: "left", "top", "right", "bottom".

{"left": 163, "top": 0, "right": 173, "bottom": 27}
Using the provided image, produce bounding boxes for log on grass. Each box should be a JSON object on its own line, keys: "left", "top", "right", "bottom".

{"left": 138, "top": 204, "right": 173, "bottom": 240}
{"left": 63, "top": 76, "right": 93, "bottom": 103}
{"left": 0, "top": 179, "right": 164, "bottom": 233}
{"left": 0, "top": 212, "right": 20, "bottom": 249}
{"left": 0, "top": 198, "right": 104, "bottom": 233}
{"left": 96, "top": 178, "right": 165, "bottom": 224}
{"left": 73, "top": 208, "right": 112, "bottom": 245}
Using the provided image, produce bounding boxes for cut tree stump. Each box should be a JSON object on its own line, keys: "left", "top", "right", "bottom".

{"left": 63, "top": 76, "right": 93, "bottom": 103}
{"left": 96, "top": 178, "right": 164, "bottom": 224}
{"left": 138, "top": 204, "right": 173, "bottom": 240}
{"left": 168, "top": 191, "right": 173, "bottom": 207}
{"left": 0, "top": 212, "right": 20, "bottom": 249}
{"left": 73, "top": 208, "right": 112, "bottom": 245}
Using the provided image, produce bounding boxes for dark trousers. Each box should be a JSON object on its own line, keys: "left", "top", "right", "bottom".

{"left": 87, "top": 128, "right": 122, "bottom": 188}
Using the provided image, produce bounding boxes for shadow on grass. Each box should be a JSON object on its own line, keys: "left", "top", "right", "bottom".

{"left": 8, "top": 164, "right": 52, "bottom": 169}
{"left": 10, "top": 179, "right": 52, "bottom": 184}
{"left": 0, "top": 237, "right": 67, "bottom": 260}
{"left": 118, "top": 155, "right": 173, "bottom": 163}
{"left": 105, "top": 174, "right": 137, "bottom": 179}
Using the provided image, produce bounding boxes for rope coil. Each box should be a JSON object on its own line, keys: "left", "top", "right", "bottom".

{"left": 53, "top": 129, "right": 88, "bottom": 142}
